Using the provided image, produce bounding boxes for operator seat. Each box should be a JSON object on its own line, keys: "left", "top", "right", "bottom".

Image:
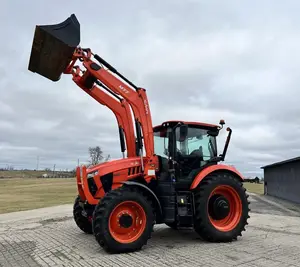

{"left": 190, "top": 146, "right": 203, "bottom": 158}
{"left": 185, "top": 145, "right": 204, "bottom": 170}
{"left": 175, "top": 145, "right": 204, "bottom": 190}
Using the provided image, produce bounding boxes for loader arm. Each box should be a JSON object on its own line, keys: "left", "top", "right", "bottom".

{"left": 66, "top": 48, "right": 154, "bottom": 159}
{"left": 74, "top": 76, "right": 136, "bottom": 158}
{"left": 28, "top": 13, "right": 157, "bottom": 178}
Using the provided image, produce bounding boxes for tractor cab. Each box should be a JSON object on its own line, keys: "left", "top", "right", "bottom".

{"left": 153, "top": 120, "right": 228, "bottom": 189}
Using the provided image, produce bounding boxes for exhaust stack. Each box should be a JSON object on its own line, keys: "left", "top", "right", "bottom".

{"left": 28, "top": 14, "right": 80, "bottom": 81}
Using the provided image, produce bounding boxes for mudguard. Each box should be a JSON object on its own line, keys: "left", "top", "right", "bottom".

{"left": 190, "top": 164, "right": 244, "bottom": 190}
{"left": 121, "top": 181, "right": 163, "bottom": 219}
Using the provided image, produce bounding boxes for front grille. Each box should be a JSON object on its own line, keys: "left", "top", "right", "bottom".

{"left": 87, "top": 177, "right": 98, "bottom": 196}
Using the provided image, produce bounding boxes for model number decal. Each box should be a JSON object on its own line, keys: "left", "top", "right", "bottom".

{"left": 119, "top": 85, "right": 130, "bottom": 94}
{"left": 144, "top": 99, "right": 149, "bottom": 114}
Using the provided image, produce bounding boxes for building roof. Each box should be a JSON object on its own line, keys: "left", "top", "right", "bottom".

{"left": 261, "top": 156, "right": 300, "bottom": 169}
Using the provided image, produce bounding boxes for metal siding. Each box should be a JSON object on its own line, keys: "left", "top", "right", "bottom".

{"left": 264, "top": 161, "right": 300, "bottom": 204}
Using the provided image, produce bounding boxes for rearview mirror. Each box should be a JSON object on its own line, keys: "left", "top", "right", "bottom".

{"left": 207, "top": 130, "right": 219, "bottom": 137}
{"left": 179, "top": 125, "right": 188, "bottom": 141}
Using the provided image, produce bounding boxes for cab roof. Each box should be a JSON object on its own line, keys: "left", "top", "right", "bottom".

{"left": 153, "top": 120, "right": 219, "bottom": 131}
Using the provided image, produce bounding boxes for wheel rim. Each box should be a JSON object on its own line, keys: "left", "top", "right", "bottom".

{"left": 108, "top": 201, "right": 147, "bottom": 244}
{"left": 207, "top": 185, "right": 242, "bottom": 232}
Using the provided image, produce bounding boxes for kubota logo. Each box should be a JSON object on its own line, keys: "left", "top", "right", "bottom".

{"left": 119, "top": 85, "right": 129, "bottom": 94}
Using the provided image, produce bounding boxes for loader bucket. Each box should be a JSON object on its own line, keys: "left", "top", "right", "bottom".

{"left": 28, "top": 14, "right": 80, "bottom": 81}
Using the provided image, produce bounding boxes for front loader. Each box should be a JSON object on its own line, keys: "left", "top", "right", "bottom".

{"left": 28, "top": 14, "right": 250, "bottom": 254}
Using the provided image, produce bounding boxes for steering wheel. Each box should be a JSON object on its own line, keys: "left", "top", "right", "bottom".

{"left": 190, "top": 149, "right": 201, "bottom": 156}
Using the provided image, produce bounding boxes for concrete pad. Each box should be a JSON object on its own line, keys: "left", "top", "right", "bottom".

{"left": 0, "top": 204, "right": 72, "bottom": 223}
{"left": 1, "top": 194, "right": 300, "bottom": 267}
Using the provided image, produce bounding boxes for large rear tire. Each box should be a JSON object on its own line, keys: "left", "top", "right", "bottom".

{"left": 193, "top": 172, "right": 250, "bottom": 242}
{"left": 92, "top": 185, "right": 155, "bottom": 253}
{"left": 73, "top": 196, "right": 94, "bottom": 234}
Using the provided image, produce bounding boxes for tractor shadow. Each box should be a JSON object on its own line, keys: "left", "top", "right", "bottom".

{"left": 79, "top": 227, "right": 205, "bottom": 255}
{"left": 149, "top": 226, "right": 205, "bottom": 248}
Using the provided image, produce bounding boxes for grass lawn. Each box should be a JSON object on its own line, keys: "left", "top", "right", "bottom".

{"left": 0, "top": 178, "right": 77, "bottom": 214}
{"left": 0, "top": 170, "right": 71, "bottom": 179}
{"left": 243, "top": 182, "right": 264, "bottom": 195}
{"left": 0, "top": 178, "right": 265, "bottom": 214}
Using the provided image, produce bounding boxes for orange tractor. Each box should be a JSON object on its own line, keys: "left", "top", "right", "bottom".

{"left": 28, "top": 14, "right": 250, "bottom": 253}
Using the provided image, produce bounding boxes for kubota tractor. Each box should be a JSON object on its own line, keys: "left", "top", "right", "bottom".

{"left": 28, "top": 14, "right": 250, "bottom": 253}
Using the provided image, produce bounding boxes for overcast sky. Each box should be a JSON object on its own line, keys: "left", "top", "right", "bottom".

{"left": 1, "top": 0, "right": 299, "bottom": 176}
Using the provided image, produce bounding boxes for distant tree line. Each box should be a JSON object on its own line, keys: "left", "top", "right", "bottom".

{"left": 244, "top": 177, "right": 261, "bottom": 184}
{"left": 0, "top": 146, "right": 111, "bottom": 175}
{"left": 0, "top": 165, "right": 15, "bottom": 171}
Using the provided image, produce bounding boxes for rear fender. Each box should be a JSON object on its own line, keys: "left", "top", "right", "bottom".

{"left": 190, "top": 164, "right": 244, "bottom": 190}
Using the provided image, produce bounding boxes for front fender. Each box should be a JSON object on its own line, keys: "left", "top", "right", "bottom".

{"left": 190, "top": 164, "right": 244, "bottom": 190}
{"left": 121, "top": 181, "right": 163, "bottom": 219}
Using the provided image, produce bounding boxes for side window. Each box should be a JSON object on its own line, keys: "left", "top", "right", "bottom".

{"left": 154, "top": 130, "right": 169, "bottom": 159}
{"left": 175, "top": 126, "right": 216, "bottom": 161}
{"left": 187, "top": 137, "right": 201, "bottom": 152}
{"left": 187, "top": 135, "right": 211, "bottom": 160}
{"left": 154, "top": 136, "right": 167, "bottom": 158}
{"left": 186, "top": 128, "right": 214, "bottom": 161}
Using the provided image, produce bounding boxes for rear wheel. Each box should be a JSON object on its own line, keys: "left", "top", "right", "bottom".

{"left": 73, "top": 196, "right": 94, "bottom": 234}
{"left": 193, "top": 172, "right": 250, "bottom": 242}
{"left": 92, "top": 185, "right": 155, "bottom": 253}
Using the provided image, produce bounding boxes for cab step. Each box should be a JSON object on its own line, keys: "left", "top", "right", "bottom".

{"left": 176, "top": 191, "right": 195, "bottom": 227}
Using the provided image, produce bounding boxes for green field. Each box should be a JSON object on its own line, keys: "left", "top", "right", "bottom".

{"left": 0, "top": 170, "right": 74, "bottom": 179}
{"left": 0, "top": 178, "right": 264, "bottom": 214}
{"left": 0, "top": 178, "right": 77, "bottom": 214}
{"left": 243, "top": 182, "right": 264, "bottom": 195}
{"left": 0, "top": 170, "right": 50, "bottom": 179}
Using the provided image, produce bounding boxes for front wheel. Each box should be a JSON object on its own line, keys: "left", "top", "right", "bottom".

{"left": 92, "top": 186, "right": 155, "bottom": 253}
{"left": 193, "top": 172, "right": 250, "bottom": 242}
{"left": 73, "top": 196, "right": 94, "bottom": 234}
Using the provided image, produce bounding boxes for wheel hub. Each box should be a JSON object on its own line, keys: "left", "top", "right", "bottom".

{"left": 119, "top": 214, "right": 133, "bottom": 228}
{"left": 209, "top": 195, "right": 230, "bottom": 220}
{"left": 108, "top": 200, "right": 147, "bottom": 244}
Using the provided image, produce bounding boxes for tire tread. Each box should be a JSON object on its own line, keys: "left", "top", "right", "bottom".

{"left": 73, "top": 196, "right": 93, "bottom": 234}
{"left": 193, "top": 172, "right": 250, "bottom": 242}
{"left": 93, "top": 185, "right": 155, "bottom": 253}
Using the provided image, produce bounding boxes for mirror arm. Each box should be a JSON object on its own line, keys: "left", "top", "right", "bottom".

{"left": 220, "top": 127, "right": 232, "bottom": 161}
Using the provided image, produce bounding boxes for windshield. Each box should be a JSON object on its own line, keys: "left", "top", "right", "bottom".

{"left": 153, "top": 127, "right": 170, "bottom": 159}
{"left": 175, "top": 127, "right": 217, "bottom": 161}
